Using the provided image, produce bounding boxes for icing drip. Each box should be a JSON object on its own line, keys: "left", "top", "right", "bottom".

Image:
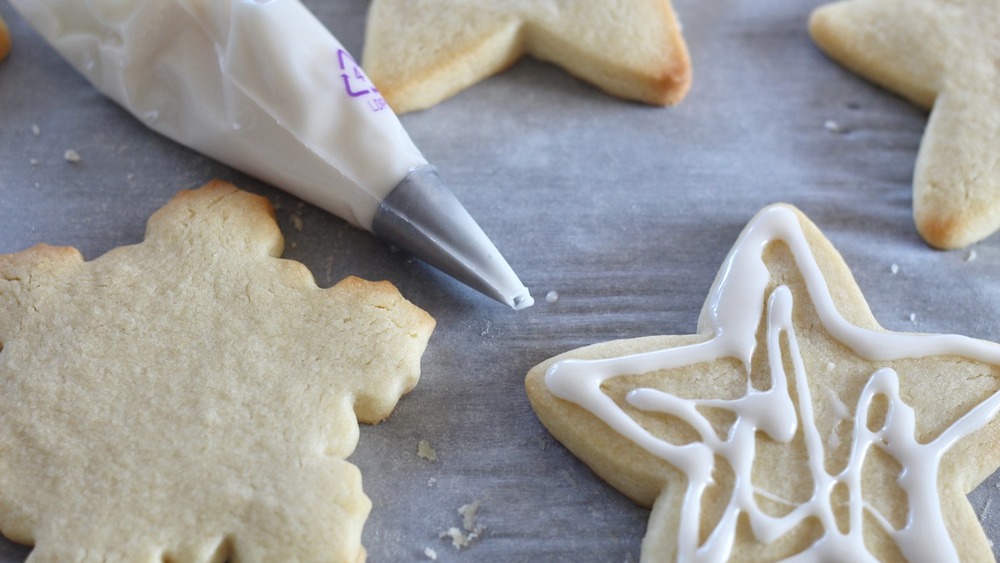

{"left": 544, "top": 205, "right": 1000, "bottom": 561}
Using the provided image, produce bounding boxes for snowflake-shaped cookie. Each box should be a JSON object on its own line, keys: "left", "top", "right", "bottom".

{"left": 0, "top": 181, "right": 435, "bottom": 562}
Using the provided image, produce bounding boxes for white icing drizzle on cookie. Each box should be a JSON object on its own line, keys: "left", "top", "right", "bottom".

{"left": 545, "top": 205, "right": 1000, "bottom": 561}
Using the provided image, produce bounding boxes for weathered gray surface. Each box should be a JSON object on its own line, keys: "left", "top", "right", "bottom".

{"left": 1, "top": 0, "right": 998, "bottom": 561}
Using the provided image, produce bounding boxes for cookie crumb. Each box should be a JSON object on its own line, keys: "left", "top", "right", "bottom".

{"left": 291, "top": 214, "right": 304, "bottom": 232}
{"left": 908, "top": 313, "right": 916, "bottom": 323}
{"left": 966, "top": 249, "right": 978, "bottom": 262}
{"left": 423, "top": 547, "right": 438, "bottom": 560}
{"left": 439, "top": 501, "right": 484, "bottom": 549}
{"left": 440, "top": 527, "right": 471, "bottom": 549}
{"left": 427, "top": 477, "right": 437, "bottom": 487}
{"left": 417, "top": 439, "right": 437, "bottom": 462}
{"left": 823, "top": 119, "right": 841, "bottom": 133}
{"left": 890, "top": 263, "right": 899, "bottom": 275}
{"left": 31, "top": 124, "right": 41, "bottom": 136}
{"left": 545, "top": 290, "right": 559, "bottom": 304}
{"left": 459, "top": 501, "right": 480, "bottom": 531}
{"left": 29, "top": 158, "right": 38, "bottom": 166}
{"left": 64, "top": 149, "right": 81, "bottom": 163}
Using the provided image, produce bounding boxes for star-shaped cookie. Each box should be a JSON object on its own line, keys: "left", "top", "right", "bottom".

{"left": 0, "top": 181, "right": 435, "bottom": 562}
{"left": 361, "top": 0, "right": 691, "bottom": 113}
{"left": 809, "top": 0, "right": 1000, "bottom": 249}
{"left": 526, "top": 204, "right": 1000, "bottom": 561}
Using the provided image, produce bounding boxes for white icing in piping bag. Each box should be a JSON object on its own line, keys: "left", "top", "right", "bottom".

{"left": 11, "top": 0, "right": 533, "bottom": 310}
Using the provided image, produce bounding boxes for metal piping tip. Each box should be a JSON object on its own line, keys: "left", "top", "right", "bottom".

{"left": 371, "top": 166, "right": 533, "bottom": 310}
{"left": 511, "top": 288, "right": 535, "bottom": 311}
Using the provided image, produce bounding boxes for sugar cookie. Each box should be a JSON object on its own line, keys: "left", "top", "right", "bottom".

{"left": 0, "top": 180, "right": 435, "bottom": 562}
{"left": 527, "top": 204, "right": 1000, "bottom": 561}
{"left": 810, "top": 0, "right": 1000, "bottom": 249}
{"left": 362, "top": 0, "right": 691, "bottom": 114}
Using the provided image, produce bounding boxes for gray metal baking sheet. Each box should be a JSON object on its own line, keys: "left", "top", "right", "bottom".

{"left": 1, "top": 0, "right": 999, "bottom": 561}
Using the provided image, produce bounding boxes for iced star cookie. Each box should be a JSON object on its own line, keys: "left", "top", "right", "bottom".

{"left": 526, "top": 204, "right": 1000, "bottom": 561}
{"left": 809, "top": 0, "right": 1000, "bottom": 249}
{"left": 361, "top": 0, "right": 691, "bottom": 114}
{"left": 0, "top": 181, "right": 435, "bottom": 562}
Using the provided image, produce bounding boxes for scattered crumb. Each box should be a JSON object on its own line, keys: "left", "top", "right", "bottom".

{"left": 459, "top": 501, "right": 480, "bottom": 532}
{"left": 31, "top": 124, "right": 40, "bottom": 136}
{"left": 427, "top": 477, "right": 437, "bottom": 487}
{"left": 291, "top": 214, "right": 304, "bottom": 232}
{"left": 29, "top": 158, "right": 38, "bottom": 166}
{"left": 890, "top": 263, "right": 899, "bottom": 275}
{"left": 908, "top": 313, "right": 916, "bottom": 323}
{"left": 423, "top": 547, "right": 438, "bottom": 561}
{"left": 440, "top": 527, "right": 472, "bottom": 549}
{"left": 823, "top": 119, "right": 840, "bottom": 133}
{"left": 439, "top": 501, "right": 485, "bottom": 550}
{"left": 966, "top": 249, "right": 978, "bottom": 262}
{"left": 417, "top": 439, "right": 437, "bottom": 462}
{"left": 63, "top": 149, "right": 81, "bottom": 163}
{"left": 545, "top": 290, "right": 559, "bottom": 304}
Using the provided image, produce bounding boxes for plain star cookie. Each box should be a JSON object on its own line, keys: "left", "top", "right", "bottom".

{"left": 809, "top": 0, "right": 1000, "bottom": 249}
{"left": 361, "top": 0, "right": 691, "bottom": 114}
{"left": 526, "top": 204, "right": 1000, "bottom": 561}
{"left": 0, "top": 181, "right": 435, "bottom": 562}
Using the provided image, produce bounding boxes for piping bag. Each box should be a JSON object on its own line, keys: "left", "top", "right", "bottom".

{"left": 11, "top": 0, "right": 534, "bottom": 310}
